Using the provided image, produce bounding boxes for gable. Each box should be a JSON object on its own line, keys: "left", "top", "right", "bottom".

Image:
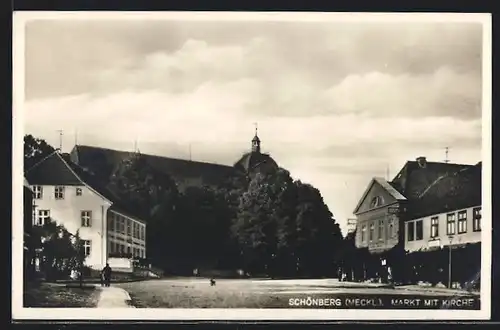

{"left": 354, "top": 179, "right": 400, "bottom": 215}
{"left": 25, "top": 152, "right": 82, "bottom": 186}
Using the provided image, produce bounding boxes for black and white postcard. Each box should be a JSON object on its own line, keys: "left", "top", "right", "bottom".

{"left": 12, "top": 11, "right": 492, "bottom": 321}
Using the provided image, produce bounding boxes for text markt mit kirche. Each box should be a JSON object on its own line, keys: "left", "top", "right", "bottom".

{"left": 287, "top": 297, "right": 477, "bottom": 308}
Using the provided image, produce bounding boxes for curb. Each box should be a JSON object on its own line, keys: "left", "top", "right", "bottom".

{"left": 123, "top": 289, "right": 136, "bottom": 308}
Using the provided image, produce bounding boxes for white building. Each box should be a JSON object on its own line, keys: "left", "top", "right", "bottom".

{"left": 25, "top": 151, "right": 146, "bottom": 270}
{"left": 404, "top": 162, "right": 481, "bottom": 253}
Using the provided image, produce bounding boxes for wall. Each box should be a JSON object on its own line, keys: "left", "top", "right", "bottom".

{"left": 405, "top": 205, "right": 482, "bottom": 252}
{"left": 32, "top": 184, "right": 111, "bottom": 269}
{"left": 107, "top": 257, "right": 133, "bottom": 273}
{"left": 107, "top": 210, "right": 147, "bottom": 259}
{"left": 354, "top": 181, "right": 400, "bottom": 253}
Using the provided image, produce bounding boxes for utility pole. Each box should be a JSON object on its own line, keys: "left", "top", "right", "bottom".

{"left": 56, "top": 130, "right": 63, "bottom": 151}
{"left": 189, "top": 144, "right": 192, "bottom": 161}
{"left": 448, "top": 236, "right": 453, "bottom": 289}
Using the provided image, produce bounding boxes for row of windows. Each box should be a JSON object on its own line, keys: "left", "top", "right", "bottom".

{"left": 32, "top": 185, "right": 83, "bottom": 200}
{"left": 34, "top": 209, "right": 93, "bottom": 227}
{"left": 407, "top": 207, "right": 481, "bottom": 242}
{"left": 360, "top": 217, "right": 395, "bottom": 242}
{"left": 108, "top": 213, "right": 146, "bottom": 241}
{"left": 109, "top": 241, "right": 145, "bottom": 258}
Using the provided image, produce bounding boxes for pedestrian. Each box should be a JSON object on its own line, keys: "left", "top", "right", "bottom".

{"left": 102, "top": 263, "right": 112, "bottom": 287}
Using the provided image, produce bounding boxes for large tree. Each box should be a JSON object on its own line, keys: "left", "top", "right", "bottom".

{"left": 232, "top": 167, "right": 344, "bottom": 278}
{"left": 108, "top": 153, "right": 179, "bottom": 269}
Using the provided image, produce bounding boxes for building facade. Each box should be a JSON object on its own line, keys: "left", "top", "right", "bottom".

{"left": 351, "top": 156, "right": 481, "bottom": 282}
{"left": 405, "top": 205, "right": 481, "bottom": 252}
{"left": 25, "top": 151, "right": 147, "bottom": 270}
{"left": 107, "top": 209, "right": 146, "bottom": 259}
{"left": 404, "top": 161, "right": 482, "bottom": 253}
{"left": 353, "top": 177, "right": 407, "bottom": 253}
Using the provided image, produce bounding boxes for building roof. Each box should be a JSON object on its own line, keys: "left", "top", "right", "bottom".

{"left": 70, "top": 145, "right": 237, "bottom": 188}
{"left": 390, "top": 158, "right": 473, "bottom": 200}
{"left": 25, "top": 151, "right": 144, "bottom": 222}
{"left": 352, "top": 176, "right": 407, "bottom": 214}
{"left": 233, "top": 151, "right": 278, "bottom": 173}
{"left": 407, "top": 161, "right": 481, "bottom": 219}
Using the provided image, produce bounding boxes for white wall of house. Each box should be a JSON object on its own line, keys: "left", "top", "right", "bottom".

{"left": 405, "top": 205, "right": 482, "bottom": 252}
{"left": 31, "top": 184, "right": 111, "bottom": 270}
{"left": 107, "top": 210, "right": 147, "bottom": 259}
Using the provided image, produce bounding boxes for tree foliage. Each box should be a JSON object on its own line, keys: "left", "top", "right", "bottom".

{"left": 31, "top": 219, "right": 84, "bottom": 281}
{"left": 231, "top": 168, "right": 343, "bottom": 278}
{"left": 24, "top": 134, "right": 56, "bottom": 170}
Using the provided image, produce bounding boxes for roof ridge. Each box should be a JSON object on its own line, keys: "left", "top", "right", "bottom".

{"left": 78, "top": 144, "right": 234, "bottom": 168}
{"left": 417, "top": 172, "right": 451, "bottom": 199}
{"left": 54, "top": 152, "right": 113, "bottom": 203}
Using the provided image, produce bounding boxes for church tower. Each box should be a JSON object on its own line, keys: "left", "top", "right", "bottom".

{"left": 233, "top": 123, "right": 278, "bottom": 174}
{"left": 251, "top": 124, "right": 261, "bottom": 153}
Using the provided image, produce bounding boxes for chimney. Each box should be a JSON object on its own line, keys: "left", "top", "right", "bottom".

{"left": 416, "top": 156, "right": 427, "bottom": 168}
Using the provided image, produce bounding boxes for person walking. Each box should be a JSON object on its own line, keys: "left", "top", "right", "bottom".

{"left": 102, "top": 263, "right": 112, "bottom": 287}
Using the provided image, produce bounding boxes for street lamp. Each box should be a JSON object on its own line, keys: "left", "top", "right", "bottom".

{"left": 448, "top": 235, "right": 453, "bottom": 289}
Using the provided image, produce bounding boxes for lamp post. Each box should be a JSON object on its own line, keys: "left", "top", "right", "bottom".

{"left": 448, "top": 235, "right": 453, "bottom": 289}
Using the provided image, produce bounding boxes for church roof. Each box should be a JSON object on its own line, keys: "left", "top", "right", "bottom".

{"left": 70, "top": 145, "right": 237, "bottom": 188}
{"left": 233, "top": 151, "right": 278, "bottom": 173}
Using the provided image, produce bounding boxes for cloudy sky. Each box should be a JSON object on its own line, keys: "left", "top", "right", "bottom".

{"left": 22, "top": 14, "right": 484, "bottom": 234}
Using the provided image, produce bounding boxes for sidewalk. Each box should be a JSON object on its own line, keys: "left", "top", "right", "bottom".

{"left": 96, "top": 286, "right": 135, "bottom": 308}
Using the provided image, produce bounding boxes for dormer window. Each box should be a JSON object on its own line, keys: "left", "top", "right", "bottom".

{"left": 370, "top": 196, "right": 384, "bottom": 208}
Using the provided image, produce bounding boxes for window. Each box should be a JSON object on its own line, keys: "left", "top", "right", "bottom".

{"left": 141, "top": 226, "right": 145, "bottom": 240}
{"left": 33, "top": 186, "right": 43, "bottom": 199}
{"left": 378, "top": 220, "right": 384, "bottom": 240}
{"left": 120, "top": 244, "right": 125, "bottom": 253}
{"left": 82, "top": 240, "right": 91, "bottom": 256}
{"left": 447, "top": 213, "right": 456, "bottom": 235}
{"left": 370, "top": 196, "right": 384, "bottom": 208}
{"left": 407, "top": 221, "right": 415, "bottom": 242}
{"left": 119, "top": 217, "right": 125, "bottom": 233}
{"left": 127, "top": 246, "right": 131, "bottom": 254}
{"left": 76, "top": 187, "right": 83, "bottom": 196}
{"left": 369, "top": 223, "right": 375, "bottom": 241}
{"left": 473, "top": 207, "right": 481, "bottom": 232}
{"left": 458, "top": 210, "right": 467, "bottom": 234}
{"left": 127, "top": 220, "right": 131, "bottom": 236}
{"left": 110, "top": 242, "right": 115, "bottom": 253}
{"left": 430, "top": 217, "right": 439, "bottom": 238}
{"left": 415, "top": 220, "right": 423, "bottom": 240}
{"left": 81, "top": 211, "right": 92, "bottom": 227}
{"left": 54, "top": 186, "right": 65, "bottom": 199}
{"left": 36, "top": 210, "right": 50, "bottom": 226}
{"left": 361, "top": 225, "right": 366, "bottom": 242}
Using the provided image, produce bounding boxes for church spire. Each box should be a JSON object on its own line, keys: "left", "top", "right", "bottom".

{"left": 251, "top": 122, "right": 261, "bottom": 153}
